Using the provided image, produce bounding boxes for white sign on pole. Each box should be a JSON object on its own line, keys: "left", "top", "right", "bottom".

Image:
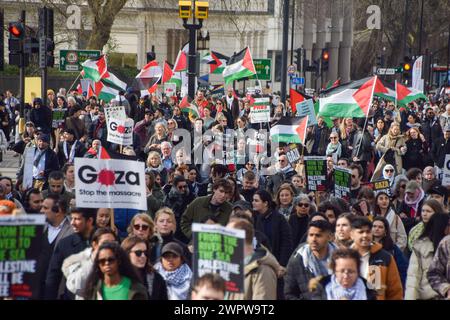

{"left": 164, "top": 83, "right": 177, "bottom": 97}
{"left": 75, "top": 158, "right": 147, "bottom": 211}
{"left": 296, "top": 99, "right": 318, "bottom": 126}
{"left": 23, "top": 147, "right": 35, "bottom": 189}
{"left": 412, "top": 56, "right": 424, "bottom": 93}
{"left": 104, "top": 106, "right": 127, "bottom": 123}
{"left": 107, "top": 117, "right": 134, "bottom": 146}
{"left": 250, "top": 98, "right": 271, "bottom": 124}
{"left": 443, "top": 155, "right": 450, "bottom": 187}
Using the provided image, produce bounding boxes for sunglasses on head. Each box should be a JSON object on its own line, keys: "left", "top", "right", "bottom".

{"left": 132, "top": 250, "right": 147, "bottom": 258}
{"left": 98, "top": 257, "right": 116, "bottom": 266}
{"left": 134, "top": 224, "right": 149, "bottom": 231}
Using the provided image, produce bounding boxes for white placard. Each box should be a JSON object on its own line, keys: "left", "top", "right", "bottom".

{"left": 296, "top": 99, "right": 318, "bottom": 126}
{"left": 104, "top": 105, "right": 126, "bottom": 123}
{"left": 23, "top": 147, "right": 35, "bottom": 189}
{"left": 74, "top": 158, "right": 147, "bottom": 211}
{"left": 107, "top": 117, "right": 134, "bottom": 146}
{"left": 250, "top": 98, "right": 271, "bottom": 124}
{"left": 164, "top": 83, "right": 177, "bottom": 97}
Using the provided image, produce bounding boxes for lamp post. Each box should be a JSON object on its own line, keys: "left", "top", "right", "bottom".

{"left": 179, "top": 1, "right": 209, "bottom": 99}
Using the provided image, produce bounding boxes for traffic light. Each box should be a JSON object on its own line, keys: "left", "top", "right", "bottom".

{"left": 38, "top": 7, "right": 55, "bottom": 68}
{"left": 294, "top": 48, "right": 302, "bottom": 72}
{"left": 321, "top": 49, "right": 329, "bottom": 72}
{"left": 402, "top": 56, "right": 412, "bottom": 82}
{"left": 179, "top": 1, "right": 192, "bottom": 19}
{"left": 8, "top": 21, "right": 26, "bottom": 66}
{"left": 39, "top": 37, "right": 55, "bottom": 68}
{"left": 195, "top": 1, "right": 209, "bottom": 19}
{"left": 376, "top": 55, "right": 383, "bottom": 67}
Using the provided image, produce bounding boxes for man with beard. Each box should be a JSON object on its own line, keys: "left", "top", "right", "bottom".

{"left": 239, "top": 170, "right": 259, "bottom": 203}
{"left": 350, "top": 217, "right": 403, "bottom": 300}
{"left": 88, "top": 107, "right": 109, "bottom": 149}
{"left": 65, "top": 105, "right": 87, "bottom": 142}
{"left": 266, "top": 153, "right": 296, "bottom": 196}
{"left": 164, "top": 175, "right": 195, "bottom": 243}
{"left": 42, "top": 171, "right": 75, "bottom": 205}
{"left": 44, "top": 207, "right": 96, "bottom": 299}
{"left": 284, "top": 220, "right": 338, "bottom": 300}
{"left": 56, "top": 128, "right": 86, "bottom": 166}
{"left": 422, "top": 107, "right": 443, "bottom": 152}
{"left": 25, "top": 134, "right": 60, "bottom": 190}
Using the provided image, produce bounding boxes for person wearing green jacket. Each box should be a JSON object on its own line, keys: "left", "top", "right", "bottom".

{"left": 180, "top": 179, "right": 233, "bottom": 240}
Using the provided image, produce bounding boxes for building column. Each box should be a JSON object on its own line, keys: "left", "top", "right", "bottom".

{"left": 339, "top": 0, "right": 353, "bottom": 83}
{"left": 313, "top": 1, "right": 327, "bottom": 90}
{"left": 303, "top": 1, "right": 314, "bottom": 88}
{"left": 329, "top": 0, "right": 341, "bottom": 84}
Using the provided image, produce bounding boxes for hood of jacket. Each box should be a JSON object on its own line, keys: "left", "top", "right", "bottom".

{"left": 369, "top": 242, "right": 384, "bottom": 255}
{"left": 245, "top": 246, "right": 280, "bottom": 276}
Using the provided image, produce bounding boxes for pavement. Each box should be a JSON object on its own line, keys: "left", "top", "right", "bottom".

{"left": 0, "top": 150, "right": 21, "bottom": 181}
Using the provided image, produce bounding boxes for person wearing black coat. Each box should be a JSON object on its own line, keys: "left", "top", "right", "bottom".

{"left": 431, "top": 126, "right": 450, "bottom": 170}
{"left": 403, "top": 128, "right": 427, "bottom": 171}
{"left": 29, "top": 98, "right": 52, "bottom": 134}
{"left": 422, "top": 108, "right": 443, "bottom": 151}
{"left": 253, "top": 190, "right": 293, "bottom": 267}
{"left": 164, "top": 176, "right": 196, "bottom": 244}
{"left": 44, "top": 208, "right": 96, "bottom": 300}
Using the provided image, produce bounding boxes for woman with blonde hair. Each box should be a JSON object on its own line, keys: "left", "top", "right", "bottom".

{"left": 275, "top": 183, "right": 297, "bottom": 219}
{"left": 96, "top": 208, "right": 118, "bottom": 235}
{"left": 403, "top": 127, "right": 427, "bottom": 171}
{"left": 338, "top": 118, "right": 358, "bottom": 158}
{"left": 144, "top": 122, "right": 168, "bottom": 153}
{"left": 127, "top": 213, "right": 155, "bottom": 243}
{"left": 373, "top": 122, "right": 407, "bottom": 180}
{"left": 150, "top": 207, "right": 192, "bottom": 265}
{"left": 146, "top": 151, "right": 167, "bottom": 185}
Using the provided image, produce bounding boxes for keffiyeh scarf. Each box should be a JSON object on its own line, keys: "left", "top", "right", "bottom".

{"left": 325, "top": 275, "right": 368, "bottom": 300}
{"left": 154, "top": 263, "right": 192, "bottom": 300}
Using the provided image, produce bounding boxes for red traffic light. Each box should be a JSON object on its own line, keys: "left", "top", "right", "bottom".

{"left": 8, "top": 22, "right": 25, "bottom": 38}
{"left": 322, "top": 50, "right": 329, "bottom": 61}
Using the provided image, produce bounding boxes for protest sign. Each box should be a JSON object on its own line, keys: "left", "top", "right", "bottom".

{"left": 164, "top": 83, "right": 177, "bottom": 97}
{"left": 75, "top": 158, "right": 147, "bottom": 211}
{"left": 23, "top": 147, "right": 35, "bottom": 190}
{"left": 296, "top": 99, "right": 318, "bottom": 126}
{"left": 304, "top": 156, "right": 327, "bottom": 191}
{"left": 107, "top": 117, "right": 134, "bottom": 146}
{"left": 104, "top": 106, "right": 127, "bottom": 123}
{"left": 443, "top": 155, "right": 450, "bottom": 186}
{"left": 364, "top": 179, "right": 392, "bottom": 197}
{"left": 249, "top": 98, "right": 271, "bottom": 124}
{"left": 192, "top": 223, "right": 245, "bottom": 295}
{"left": 0, "top": 215, "right": 45, "bottom": 299}
{"left": 52, "top": 109, "right": 67, "bottom": 128}
{"left": 334, "top": 167, "right": 352, "bottom": 199}
{"left": 284, "top": 144, "right": 301, "bottom": 164}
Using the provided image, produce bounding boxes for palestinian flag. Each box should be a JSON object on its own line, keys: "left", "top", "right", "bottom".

{"left": 174, "top": 43, "right": 189, "bottom": 72}
{"left": 209, "top": 51, "right": 229, "bottom": 74}
{"left": 162, "top": 61, "right": 174, "bottom": 83}
{"left": 135, "top": 61, "right": 162, "bottom": 96}
{"left": 94, "top": 81, "right": 118, "bottom": 103}
{"left": 179, "top": 96, "right": 200, "bottom": 118}
{"left": 223, "top": 47, "right": 256, "bottom": 84}
{"left": 81, "top": 55, "right": 107, "bottom": 82}
{"left": 101, "top": 71, "right": 127, "bottom": 92}
{"left": 290, "top": 89, "right": 305, "bottom": 114}
{"left": 270, "top": 116, "right": 309, "bottom": 144}
{"left": 319, "top": 76, "right": 387, "bottom": 118}
{"left": 396, "top": 83, "right": 428, "bottom": 106}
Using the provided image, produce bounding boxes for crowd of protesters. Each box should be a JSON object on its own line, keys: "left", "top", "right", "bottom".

{"left": 0, "top": 84, "right": 449, "bottom": 301}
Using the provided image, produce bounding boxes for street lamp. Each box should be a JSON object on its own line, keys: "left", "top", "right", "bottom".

{"left": 178, "top": 0, "right": 209, "bottom": 99}
{"left": 197, "top": 29, "right": 209, "bottom": 50}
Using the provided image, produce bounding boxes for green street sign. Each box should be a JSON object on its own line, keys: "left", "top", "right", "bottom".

{"left": 59, "top": 50, "right": 101, "bottom": 72}
{"left": 250, "top": 58, "right": 272, "bottom": 81}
